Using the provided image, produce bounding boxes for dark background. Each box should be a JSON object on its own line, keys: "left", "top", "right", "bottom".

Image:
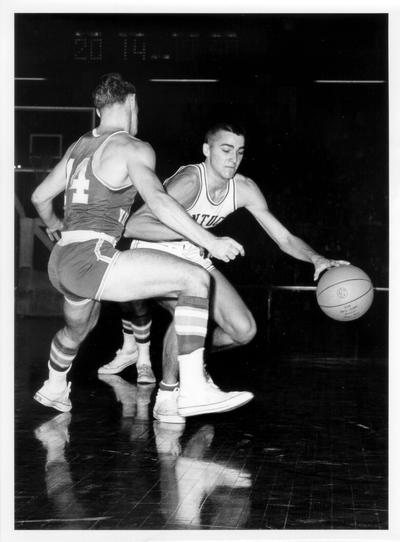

{"left": 14, "top": 13, "right": 388, "bottom": 288}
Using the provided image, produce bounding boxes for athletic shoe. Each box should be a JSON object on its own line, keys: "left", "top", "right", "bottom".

{"left": 177, "top": 382, "right": 254, "bottom": 417}
{"left": 204, "top": 368, "right": 219, "bottom": 389}
{"left": 34, "top": 381, "right": 72, "bottom": 412}
{"left": 97, "top": 348, "right": 138, "bottom": 375}
{"left": 153, "top": 387, "right": 186, "bottom": 424}
{"left": 137, "top": 364, "right": 156, "bottom": 384}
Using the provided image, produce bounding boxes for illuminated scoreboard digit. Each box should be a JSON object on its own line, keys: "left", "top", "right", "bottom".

{"left": 73, "top": 31, "right": 103, "bottom": 61}
{"left": 119, "top": 32, "right": 147, "bottom": 61}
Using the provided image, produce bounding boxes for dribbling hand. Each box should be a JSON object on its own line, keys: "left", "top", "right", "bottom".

{"left": 208, "top": 236, "right": 245, "bottom": 263}
{"left": 313, "top": 256, "right": 350, "bottom": 281}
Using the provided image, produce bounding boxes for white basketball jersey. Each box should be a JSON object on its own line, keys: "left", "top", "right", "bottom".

{"left": 164, "top": 162, "right": 237, "bottom": 229}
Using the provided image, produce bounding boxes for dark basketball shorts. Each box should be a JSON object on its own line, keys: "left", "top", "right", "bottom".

{"left": 48, "top": 232, "right": 120, "bottom": 304}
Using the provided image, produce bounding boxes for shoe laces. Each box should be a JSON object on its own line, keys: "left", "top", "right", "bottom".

{"left": 204, "top": 369, "right": 220, "bottom": 390}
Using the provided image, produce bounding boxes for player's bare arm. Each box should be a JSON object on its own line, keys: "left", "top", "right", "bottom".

{"left": 31, "top": 143, "right": 76, "bottom": 239}
{"left": 236, "top": 175, "right": 349, "bottom": 280}
{"left": 124, "top": 165, "right": 200, "bottom": 241}
{"left": 125, "top": 142, "right": 244, "bottom": 263}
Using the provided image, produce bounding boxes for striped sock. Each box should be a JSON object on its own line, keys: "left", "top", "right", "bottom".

{"left": 121, "top": 319, "right": 137, "bottom": 352}
{"left": 174, "top": 296, "right": 209, "bottom": 355}
{"left": 49, "top": 335, "right": 77, "bottom": 371}
{"left": 132, "top": 317, "right": 152, "bottom": 365}
{"left": 132, "top": 318, "right": 152, "bottom": 344}
{"left": 48, "top": 335, "right": 77, "bottom": 390}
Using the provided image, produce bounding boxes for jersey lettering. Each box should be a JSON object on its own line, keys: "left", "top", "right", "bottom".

{"left": 206, "top": 216, "right": 224, "bottom": 227}
{"left": 192, "top": 213, "right": 225, "bottom": 227}
{"left": 70, "top": 158, "right": 90, "bottom": 204}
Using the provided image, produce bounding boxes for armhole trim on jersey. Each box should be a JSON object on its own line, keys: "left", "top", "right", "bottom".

{"left": 163, "top": 165, "right": 185, "bottom": 187}
{"left": 91, "top": 130, "right": 133, "bottom": 191}
{"left": 186, "top": 164, "right": 203, "bottom": 211}
{"left": 65, "top": 135, "right": 85, "bottom": 186}
{"left": 232, "top": 177, "right": 237, "bottom": 211}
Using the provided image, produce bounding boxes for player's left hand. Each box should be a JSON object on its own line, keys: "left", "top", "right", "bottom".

{"left": 45, "top": 219, "right": 64, "bottom": 243}
{"left": 312, "top": 257, "right": 350, "bottom": 281}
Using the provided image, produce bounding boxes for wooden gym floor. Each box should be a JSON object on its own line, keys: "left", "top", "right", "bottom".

{"left": 13, "top": 289, "right": 388, "bottom": 532}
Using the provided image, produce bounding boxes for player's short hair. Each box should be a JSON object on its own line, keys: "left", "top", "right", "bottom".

{"left": 92, "top": 73, "right": 136, "bottom": 110}
{"left": 204, "top": 122, "right": 246, "bottom": 143}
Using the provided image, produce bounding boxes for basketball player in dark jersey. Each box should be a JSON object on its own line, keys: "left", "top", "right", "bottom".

{"left": 31, "top": 75, "right": 253, "bottom": 417}
{"left": 99, "top": 122, "right": 349, "bottom": 423}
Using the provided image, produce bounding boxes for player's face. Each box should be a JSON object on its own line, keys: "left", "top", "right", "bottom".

{"left": 203, "top": 130, "right": 245, "bottom": 180}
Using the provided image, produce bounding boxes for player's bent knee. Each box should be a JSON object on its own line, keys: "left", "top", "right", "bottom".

{"left": 183, "top": 265, "right": 210, "bottom": 296}
{"left": 232, "top": 314, "right": 257, "bottom": 345}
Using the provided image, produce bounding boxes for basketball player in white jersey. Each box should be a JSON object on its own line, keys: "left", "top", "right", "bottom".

{"left": 31, "top": 75, "right": 254, "bottom": 417}
{"left": 98, "top": 122, "right": 349, "bottom": 423}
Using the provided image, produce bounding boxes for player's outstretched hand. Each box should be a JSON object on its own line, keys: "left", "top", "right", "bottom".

{"left": 208, "top": 236, "right": 245, "bottom": 263}
{"left": 313, "top": 256, "right": 350, "bottom": 281}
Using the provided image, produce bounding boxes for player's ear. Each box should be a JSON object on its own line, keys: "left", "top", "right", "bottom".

{"left": 202, "top": 142, "right": 210, "bottom": 158}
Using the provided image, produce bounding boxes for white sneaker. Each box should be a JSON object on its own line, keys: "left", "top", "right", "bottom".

{"left": 204, "top": 369, "right": 219, "bottom": 389}
{"left": 153, "top": 388, "right": 186, "bottom": 424}
{"left": 98, "top": 348, "right": 138, "bottom": 375}
{"left": 34, "top": 381, "right": 72, "bottom": 412}
{"left": 137, "top": 364, "right": 156, "bottom": 384}
{"left": 177, "top": 381, "right": 254, "bottom": 417}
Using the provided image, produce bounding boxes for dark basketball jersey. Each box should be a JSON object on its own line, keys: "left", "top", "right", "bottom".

{"left": 64, "top": 129, "right": 137, "bottom": 239}
{"left": 164, "top": 162, "right": 237, "bottom": 229}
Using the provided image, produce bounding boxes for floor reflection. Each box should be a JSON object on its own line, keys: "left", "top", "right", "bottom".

{"left": 34, "top": 413, "right": 89, "bottom": 529}
{"left": 156, "top": 422, "right": 251, "bottom": 529}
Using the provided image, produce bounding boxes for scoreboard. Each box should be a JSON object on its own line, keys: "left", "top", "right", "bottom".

{"left": 72, "top": 30, "right": 239, "bottom": 64}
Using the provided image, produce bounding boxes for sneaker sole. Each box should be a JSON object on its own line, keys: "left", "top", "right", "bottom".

{"left": 153, "top": 410, "right": 186, "bottom": 424}
{"left": 33, "top": 391, "right": 72, "bottom": 413}
{"left": 177, "top": 392, "right": 254, "bottom": 417}
{"left": 98, "top": 358, "right": 137, "bottom": 375}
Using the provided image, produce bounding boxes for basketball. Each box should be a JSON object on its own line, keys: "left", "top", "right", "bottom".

{"left": 316, "top": 265, "right": 374, "bottom": 321}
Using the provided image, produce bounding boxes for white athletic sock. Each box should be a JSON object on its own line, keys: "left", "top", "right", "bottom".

{"left": 137, "top": 342, "right": 151, "bottom": 366}
{"left": 121, "top": 331, "right": 137, "bottom": 353}
{"left": 48, "top": 362, "right": 70, "bottom": 391}
{"left": 178, "top": 347, "right": 208, "bottom": 395}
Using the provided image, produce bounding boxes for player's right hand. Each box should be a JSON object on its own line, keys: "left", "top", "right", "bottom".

{"left": 208, "top": 236, "right": 245, "bottom": 262}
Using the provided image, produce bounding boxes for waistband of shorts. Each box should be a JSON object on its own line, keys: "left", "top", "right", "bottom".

{"left": 58, "top": 230, "right": 117, "bottom": 247}
{"left": 130, "top": 238, "right": 203, "bottom": 252}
